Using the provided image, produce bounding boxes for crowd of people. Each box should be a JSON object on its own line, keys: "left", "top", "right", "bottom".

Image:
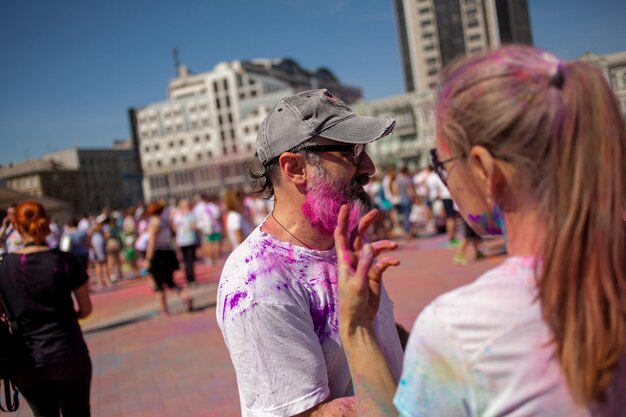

{"left": 0, "top": 191, "right": 274, "bottom": 291}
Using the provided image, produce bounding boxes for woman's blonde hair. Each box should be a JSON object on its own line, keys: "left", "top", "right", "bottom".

{"left": 437, "top": 45, "right": 626, "bottom": 404}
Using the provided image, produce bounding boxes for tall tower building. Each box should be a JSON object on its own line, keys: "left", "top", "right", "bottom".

{"left": 394, "top": 0, "right": 533, "bottom": 92}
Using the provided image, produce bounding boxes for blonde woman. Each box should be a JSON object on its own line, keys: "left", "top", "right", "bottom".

{"left": 336, "top": 46, "right": 626, "bottom": 416}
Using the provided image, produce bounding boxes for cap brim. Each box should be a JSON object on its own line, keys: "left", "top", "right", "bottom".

{"left": 318, "top": 115, "right": 395, "bottom": 144}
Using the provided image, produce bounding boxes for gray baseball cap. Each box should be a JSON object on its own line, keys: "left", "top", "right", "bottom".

{"left": 256, "top": 89, "right": 395, "bottom": 165}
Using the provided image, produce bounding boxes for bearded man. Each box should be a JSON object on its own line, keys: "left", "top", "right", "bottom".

{"left": 217, "top": 89, "right": 404, "bottom": 417}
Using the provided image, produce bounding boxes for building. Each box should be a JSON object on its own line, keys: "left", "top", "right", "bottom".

{"left": 0, "top": 144, "right": 144, "bottom": 215}
{"left": 354, "top": 91, "right": 436, "bottom": 170}
{"left": 394, "top": 0, "right": 532, "bottom": 93}
{"left": 131, "top": 58, "right": 361, "bottom": 201}
{"left": 579, "top": 50, "right": 626, "bottom": 121}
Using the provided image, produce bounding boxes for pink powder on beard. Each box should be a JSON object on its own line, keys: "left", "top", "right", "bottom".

{"left": 301, "top": 177, "right": 364, "bottom": 237}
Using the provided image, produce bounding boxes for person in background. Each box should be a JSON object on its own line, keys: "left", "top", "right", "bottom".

{"left": 121, "top": 208, "right": 140, "bottom": 278}
{"left": 144, "top": 202, "right": 192, "bottom": 315}
{"left": 172, "top": 199, "right": 198, "bottom": 287}
{"left": 223, "top": 190, "right": 252, "bottom": 251}
{"left": 91, "top": 222, "right": 112, "bottom": 289}
{"left": 0, "top": 201, "right": 93, "bottom": 416}
{"left": 395, "top": 166, "right": 416, "bottom": 239}
{"left": 60, "top": 218, "right": 90, "bottom": 272}
{"left": 453, "top": 218, "right": 485, "bottom": 266}
{"left": 45, "top": 217, "right": 62, "bottom": 249}
{"left": 0, "top": 203, "right": 24, "bottom": 254}
{"left": 205, "top": 195, "right": 224, "bottom": 265}
{"left": 335, "top": 45, "right": 626, "bottom": 416}
{"left": 105, "top": 217, "right": 123, "bottom": 282}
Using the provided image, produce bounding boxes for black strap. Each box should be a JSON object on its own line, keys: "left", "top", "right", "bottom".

{"left": 0, "top": 253, "right": 20, "bottom": 412}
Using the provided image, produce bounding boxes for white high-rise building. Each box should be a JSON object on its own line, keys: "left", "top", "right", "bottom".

{"left": 579, "top": 50, "right": 626, "bottom": 122}
{"left": 394, "top": 0, "right": 532, "bottom": 93}
{"left": 131, "top": 59, "right": 361, "bottom": 201}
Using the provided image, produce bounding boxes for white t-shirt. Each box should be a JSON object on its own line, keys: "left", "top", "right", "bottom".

{"left": 226, "top": 211, "right": 252, "bottom": 249}
{"left": 394, "top": 256, "right": 626, "bottom": 417}
{"left": 425, "top": 171, "right": 450, "bottom": 200}
{"left": 192, "top": 201, "right": 214, "bottom": 236}
{"left": 217, "top": 226, "right": 404, "bottom": 417}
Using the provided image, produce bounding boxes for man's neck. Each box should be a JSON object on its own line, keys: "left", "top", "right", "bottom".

{"left": 262, "top": 203, "right": 334, "bottom": 251}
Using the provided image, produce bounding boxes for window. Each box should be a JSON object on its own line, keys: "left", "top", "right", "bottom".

{"left": 250, "top": 90, "right": 257, "bottom": 97}
{"left": 428, "top": 68, "right": 438, "bottom": 76}
{"left": 223, "top": 146, "right": 228, "bottom": 155}
{"left": 225, "top": 96, "right": 231, "bottom": 106}
{"left": 197, "top": 153, "right": 202, "bottom": 161}
{"left": 169, "top": 141, "right": 174, "bottom": 148}
{"left": 216, "top": 98, "right": 221, "bottom": 109}
{"left": 424, "top": 44, "right": 435, "bottom": 52}
{"left": 179, "top": 139, "right": 184, "bottom": 146}
{"left": 144, "top": 146, "right": 150, "bottom": 153}
{"left": 426, "top": 57, "right": 437, "bottom": 65}
{"left": 155, "top": 144, "right": 160, "bottom": 151}
{"left": 232, "top": 145, "right": 237, "bottom": 153}
{"left": 205, "top": 134, "right": 210, "bottom": 141}
{"left": 194, "top": 136, "right": 200, "bottom": 143}
{"left": 181, "top": 156, "right": 187, "bottom": 163}
{"left": 207, "top": 150, "right": 213, "bottom": 158}
{"left": 230, "top": 128, "right": 235, "bottom": 139}
{"left": 221, "top": 131, "right": 226, "bottom": 142}
{"left": 419, "top": 7, "right": 430, "bottom": 14}
{"left": 213, "top": 81, "right": 219, "bottom": 93}
{"left": 247, "top": 144, "right": 253, "bottom": 152}
{"left": 244, "top": 126, "right": 250, "bottom": 134}
{"left": 171, "top": 158, "right": 177, "bottom": 165}
{"left": 421, "top": 19, "right": 432, "bottom": 28}
{"left": 423, "top": 32, "right": 434, "bottom": 40}
{"left": 469, "top": 34, "right": 481, "bottom": 42}
{"left": 228, "top": 113, "right": 233, "bottom": 123}
{"left": 468, "top": 19, "right": 479, "bottom": 28}
{"left": 223, "top": 79, "right": 228, "bottom": 90}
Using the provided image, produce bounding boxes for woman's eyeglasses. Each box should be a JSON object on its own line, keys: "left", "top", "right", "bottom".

{"left": 306, "top": 144, "right": 367, "bottom": 166}
{"left": 430, "top": 148, "right": 465, "bottom": 186}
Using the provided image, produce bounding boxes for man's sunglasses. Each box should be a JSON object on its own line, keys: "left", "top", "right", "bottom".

{"left": 306, "top": 144, "right": 367, "bottom": 166}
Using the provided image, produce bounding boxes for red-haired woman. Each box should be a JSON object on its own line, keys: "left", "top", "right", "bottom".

{"left": 144, "top": 201, "right": 192, "bottom": 315}
{"left": 335, "top": 46, "right": 626, "bottom": 416}
{"left": 0, "top": 201, "right": 93, "bottom": 416}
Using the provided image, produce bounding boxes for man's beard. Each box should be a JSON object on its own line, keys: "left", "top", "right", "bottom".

{"left": 302, "top": 168, "right": 372, "bottom": 238}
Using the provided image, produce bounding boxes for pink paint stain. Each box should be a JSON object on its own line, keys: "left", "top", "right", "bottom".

{"left": 301, "top": 177, "right": 365, "bottom": 237}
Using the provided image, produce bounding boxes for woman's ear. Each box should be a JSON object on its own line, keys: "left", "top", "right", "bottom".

{"left": 468, "top": 145, "right": 507, "bottom": 203}
{"left": 278, "top": 152, "right": 307, "bottom": 186}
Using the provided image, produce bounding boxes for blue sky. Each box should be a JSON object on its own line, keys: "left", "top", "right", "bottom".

{"left": 0, "top": 0, "right": 624, "bottom": 165}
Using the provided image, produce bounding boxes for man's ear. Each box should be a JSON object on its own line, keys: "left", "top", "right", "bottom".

{"left": 468, "top": 145, "right": 507, "bottom": 202}
{"left": 278, "top": 152, "right": 307, "bottom": 186}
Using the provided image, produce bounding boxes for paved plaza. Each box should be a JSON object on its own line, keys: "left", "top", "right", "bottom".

{"left": 14, "top": 234, "right": 505, "bottom": 417}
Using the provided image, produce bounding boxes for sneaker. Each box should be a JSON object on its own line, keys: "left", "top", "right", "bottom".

{"left": 447, "top": 239, "right": 460, "bottom": 248}
{"left": 453, "top": 253, "right": 468, "bottom": 266}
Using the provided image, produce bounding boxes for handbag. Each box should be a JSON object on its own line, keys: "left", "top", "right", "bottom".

{"left": 0, "top": 254, "right": 20, "bottom": 412}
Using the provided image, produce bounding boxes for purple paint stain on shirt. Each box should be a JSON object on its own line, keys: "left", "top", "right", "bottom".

{"left": 229, "top": 291, "right": 248, "bottom": 311}
{"left": 246, "top": 272, "right": 256, "bottom": 285}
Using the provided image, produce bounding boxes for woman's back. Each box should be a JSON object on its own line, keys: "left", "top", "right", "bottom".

{"left": 395, "top": 257, "right": 626, "bottom": 416}
{"left": 0, "top": 249, "right": 89, "bottom": 367}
